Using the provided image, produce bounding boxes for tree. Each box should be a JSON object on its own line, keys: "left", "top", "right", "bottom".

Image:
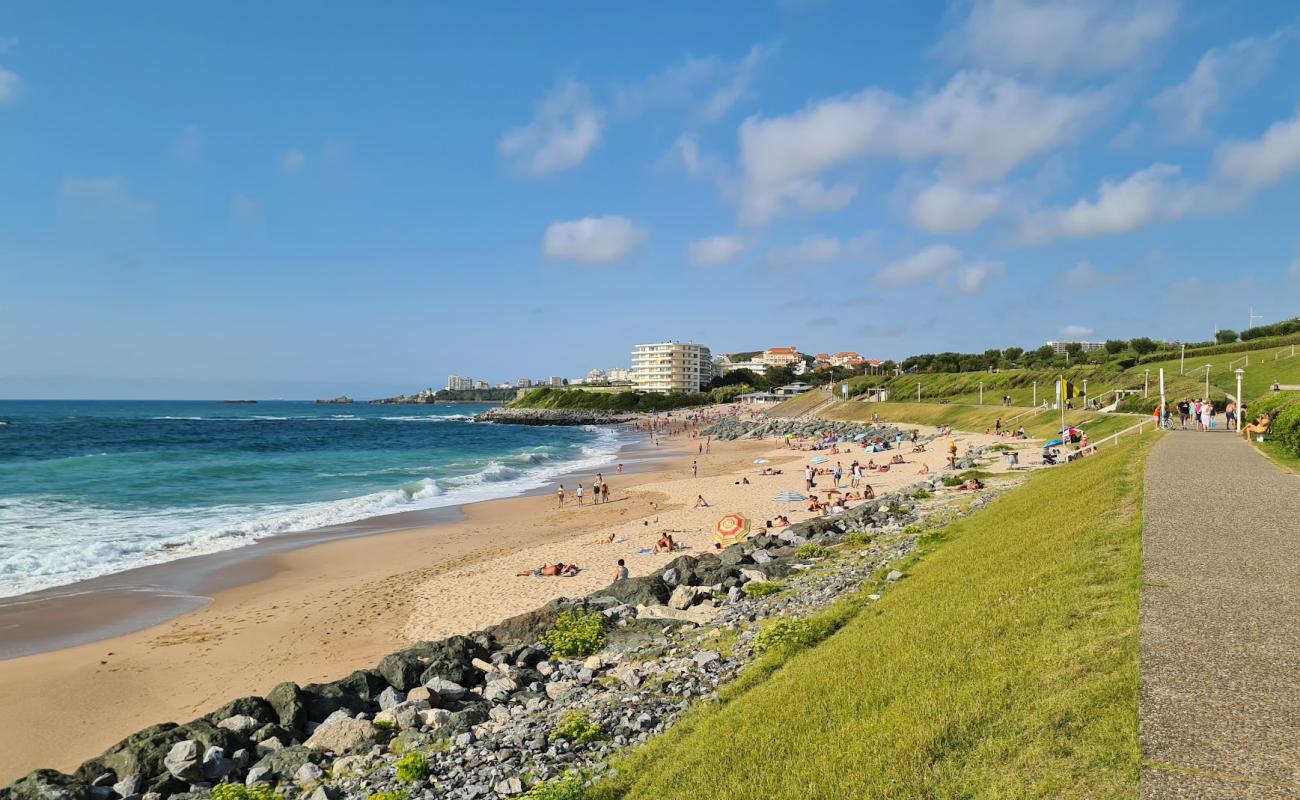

{"left": 1129, "top": 337, "right": 1158, "bottom": 355}
{"left": 1215, "top": 329, "right": 1239, "bottom": 344}
{"left": 1003, "top": 347, "right": 1024, "bottom": 363}
{"left": 1064, "top": 342, "right": 1085, "bottom": 360}
{"left": 1104, "top": 339, "right": 1127, "bottom": 354}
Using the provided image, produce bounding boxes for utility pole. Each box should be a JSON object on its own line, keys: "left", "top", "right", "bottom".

{"left": 1159, "top": 368, "right": 1166, "bottom": 428}
{"left": 1248, "top": 306, "right": 1263, "bottom": 333}
{"left": 1204, "top": 364, "right": 1211, "bottom": 401}
{"left": 979, "top": 381, "right": 984, "bottom": 405}
{"left": 917, "top": 382, "right": 921, "bottom": 403}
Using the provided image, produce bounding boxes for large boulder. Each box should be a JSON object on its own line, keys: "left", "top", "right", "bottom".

{"left": 6, "top": 771, "right": 89, "bottom": 800}
{"left": 375, "top": 651, "right": 425, "bottom": 692}
{"left": 484, "top": 600, "right": 577, "bottom": 648}
{"left": 301, "top": 671, "right": 386, "bottom": 722}
{"left": 266, "top": 682, "right": 308, "bottom": 733}
{"left": 162, "top": 741, "right": 203, "bottom": 783}
{"left": 88, "top": 724, "right": 189, "bottom": 786}
{"left": 590, "top": 575, "right": 670, "bottom": 607}
{"left": 251, "top": 746, "right": 323, "bottom": 780}
{"left": 303, "top": 719, "right": 381, "bottom": 754}
{"left": 207, "top": 696, "right": 277, "bottom": 727}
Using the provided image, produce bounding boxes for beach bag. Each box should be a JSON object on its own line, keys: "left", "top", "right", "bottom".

{"left": 1210, "top": 417, "right": 1216, "bottom": 429}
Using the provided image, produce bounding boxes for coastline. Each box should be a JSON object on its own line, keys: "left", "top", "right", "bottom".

{"left": 0, "top": 417, "right": 1020, "bottom": 783}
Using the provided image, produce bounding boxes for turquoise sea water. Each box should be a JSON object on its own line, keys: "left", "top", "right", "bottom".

{"left": 0, "top": 401, "right": 627, "bottom": 598}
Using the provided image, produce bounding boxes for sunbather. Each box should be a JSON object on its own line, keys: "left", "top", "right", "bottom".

{"left": 517, "top": 562, "right": 580, "bottom": 577}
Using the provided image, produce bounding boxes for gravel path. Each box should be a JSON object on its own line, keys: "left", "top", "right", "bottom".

{"left": 1141, "top": 426, "right": 1300, "bottom": 798}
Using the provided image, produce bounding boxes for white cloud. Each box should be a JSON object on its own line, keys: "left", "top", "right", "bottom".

{"left": 670, "top": 135, "right": 702, "bottom": 177}
{"left": 910, "top": 180, "right": 1002, "bottom": 233}
{"left": 231, "top": 193, "right": 264, "bottom": 223}
{"left": 736, "top": 71, "right": 1107, "bottom": 223}
{"left": 1059, "top": 324, "right": 1095, "bottom": 338}
{"left": 0, "top": 67, "right": 23, "bottom": 106}
{"left": 1058, "top": 260, "right": 1113, "bottom": 290}
{"left": 500, "top": 81, "right": 603, "bottom": 177}
{"left": 688, "top": 235, "right": 747, "bottom": 265}
{"left": 700, "top": 45, "right": 773, "bottom": 122}
{"left": 878, "top": 244, "right": 1003, "bottom": 293}
{"left": 1213, "top": 109, "right": 1300, "bottom": 189}
{"left": 878, "top": 244, "right": 963, "bottom": 287}
{"left": 1018, "top": 164, "right": 1196, "bottom": 244}
{"left": 616, "top": 45, "right": 774, "bottom": 122}
{"left": 59, "top": 177, "right": 152, "bottom": 216}
{"left": 1151, "top": 31, "right": 1286, "bottom": 140}
{"left": 954, "top": 261, "right": 1006, "bottom": 293}
{"left": 948, "top": 0, "right": 1178, "bottom": 78}
{"left": 542, "top": 216, "right": 646, "bottom": 264}
{"left": 280, "top": 149, "right": 306, "bottom": 174}
{"left": 765, "top": 234, "right": 842, "bottom": 269}
{"left": 171, "top": 125, "right": 203, "bottom": 163}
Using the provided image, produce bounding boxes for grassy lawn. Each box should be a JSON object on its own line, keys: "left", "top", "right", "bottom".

{"left": 593, "top": 435, "right": 1152, "bottom": 800}
{"left": 820, "top": 399, "right": 1143, "bottom": 440}
{"left": 769, "top": 389, "right": 829, "bottom": 418}
{"left": 1140, "top": 343, "right": 1300, "bottom": 398}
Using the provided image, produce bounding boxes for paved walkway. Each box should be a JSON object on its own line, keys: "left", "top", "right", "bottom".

{"left": 1142, "top": 427, "right": 1300, "bottom": 798}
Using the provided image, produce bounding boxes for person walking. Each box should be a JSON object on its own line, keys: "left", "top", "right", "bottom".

{"left": 601, "top": 481, "right": 610, "bottom": 503}
{"left": 576, "top": 482, "right": 585, "bottom": 506}
{"left": 804, "top": 465, "right": 814, "bottom": 491}
{"left": 557, "top": 484, "right": 566, "bottom": 508}
{"left": 691, "top": 460, "right": 698, "bottom": 478}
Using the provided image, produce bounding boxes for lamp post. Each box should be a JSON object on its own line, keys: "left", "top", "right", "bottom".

{"left": 1144, "top": 369, "right": 1149, "bottom": 398}
{"left": 979, "top": 381, "right": 984, "bottom": 405}
{"left": 1032, "top": 381, "right": 1037, "bottom": 407}
{"left": 1180, "top": 343, "right": 1186, "bottom": 375}
{"left": 1204, "top": 364, "right": 1210, "bottom": 401}
{"left": 1235, "top": 368, "right": 1244, "bottom": 431}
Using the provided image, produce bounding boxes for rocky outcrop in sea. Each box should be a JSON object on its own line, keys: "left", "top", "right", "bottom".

{"left": 474, "top": 408, "right": 635, "bottom": 426}
{"left": 1, "top": 479, "right": 1002, "bottom": 800}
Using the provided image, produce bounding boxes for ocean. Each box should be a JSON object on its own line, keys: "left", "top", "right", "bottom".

{"left": 0, "top": 400, "right": 630, "bottom": 599}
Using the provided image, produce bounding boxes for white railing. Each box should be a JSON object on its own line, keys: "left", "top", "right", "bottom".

{"left": 1229, "top": 355, "right": 1249, "bottom": 370}
{"left": 1276, "top": 345, "right": 1297, "bottom": 361}
{"left": 1069, "top": 416, "right": 1159, "bottom": 459}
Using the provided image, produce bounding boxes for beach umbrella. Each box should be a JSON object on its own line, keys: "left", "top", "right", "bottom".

{"left": 753, "top": 458, "right": 771, "bottom": 464}
{"left": 713, "top": 513, "right": 752, "bottom": 546}
{"left": 809, "top": 455, "right": 828, "bottom": 464}
{"left": 853, "top": 433, "right": 869, "bottom": 441}
{"left": 773, "top": 490, "right": 807, "bottom": 502}
{"left": 1042, "top": 438, "right": 1064, "bottom": 448}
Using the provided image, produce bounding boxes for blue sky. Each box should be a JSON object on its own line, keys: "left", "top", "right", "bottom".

{"left": 1, "top": 1, "right": 1299, "bottom": 399}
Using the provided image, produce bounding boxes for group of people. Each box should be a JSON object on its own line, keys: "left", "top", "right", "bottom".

{"left": 556, "top": 473, "right": 613, "bottom": 507}
{"left": 1175, "top": 399, "right": 1222, "bottom": 431}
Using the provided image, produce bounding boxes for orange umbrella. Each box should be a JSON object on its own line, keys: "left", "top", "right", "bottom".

{"left": 713, "top": 513, "right": 752, "bottom": 546}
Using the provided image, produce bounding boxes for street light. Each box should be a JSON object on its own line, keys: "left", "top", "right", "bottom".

{"left": 1204, "top": 364, "right": 1211, "bottom": 402}
{"left": 1235, "top": 368, "right": 1244, "bottom": 431}
{"left": 1144, "top": 368, "right": 1149, "bottom": 398}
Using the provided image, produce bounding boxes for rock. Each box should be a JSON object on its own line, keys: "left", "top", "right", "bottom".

{"left": 615, "top": 666, "right": 643, "bottom": 688}
{"left": 163, "top": 741, "right": 203, "bottom": 783}
{"left": 636, "top": 604, "right": 718, "bottom": 625}
{"left": 306, "top": 787, "right": 339, "bottom": 800}
{"left": 377, "top": 686, "right": 406, "bottom": 711}
{"left": 544, "top": 681, "right": 574, "bottom": 701}
{"left": 376, "top": 652, "right": 426, "bottom": 692}
{"left": 421, "top": 708, "right": 452, "bottom": 728}
{"left": 694, "top": 651, "right": 720, "bottom": 670}
{"left": 244, "top": 766, "right": 273, "bottom": 786}
{"left": 582, "top": 655, "right": 603, "bottom": 670}
{"left": 591, "top": 575, "right": 671, "bottom": 607}
{"left": 316, "top": 709, "right": 352, "bottom": 731}
{"left": 739, "top": 568, "right": 768, "bottom": 584}
{"left": 718, "top": 547, "right": 751, "bottom": 567}
{"left": 303, "top": 719, "right": 380, "bottom": 753}
{"left": 293, "top": 762, "right": 324, "bottom": 786}
{"left": 7, "top": 770, "right": 90, "bottom": 800}
{"left": 112, "top": 775, "right": 142, "bottom": 799}
{"left": 483, "top": 678, "right": 518, "bottom": 702}
{"left": 493, "top": 777, "right": 523, "bottom": 795}
{"left": 886, "top": 570, "right": 903, "bottom": 582}
{"left": 207, "top": 696, "right": 278, "bottom": 728}
{"left": 216, "top": 715, "right": 261, "bottom": 737}
{"left": 251, "top": 746, "right": 319, "bottom": 780}
{"left": 727, "top": 586, "right": 744, "bottom": 603}
{"left": 200, "top": 747, "right": 233, "bottom": 782}
{"left": 266, "top": 682, "right": 308, "bottom": 733}
{"left": 668, "top": 585, "right": 708, "bottom": 610}
{"left": 424, "top": 677, "right": 468, "bottom": 701}
{"left": 405, "top": 686, "right": 435, "bottom": 705}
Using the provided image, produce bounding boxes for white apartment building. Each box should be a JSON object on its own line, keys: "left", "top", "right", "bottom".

{"left": 447, "top": 375, "right": 473, "bottom": 391}
{"left": 631, "top": 341, "right": 714, "bottom": 393}
{"left": 722, "top": 359, "right": 769, "bottom": 375}
{"left": 1046, "top": 340, "right": 1106, "bottom": 355}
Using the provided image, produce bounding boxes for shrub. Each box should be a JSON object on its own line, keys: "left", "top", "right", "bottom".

{"left": 743, "top": 581, "right": 783, "bottom": 598}
{"left": 373, "top": 719, "right": 397, "bottom": 732}
{"left": 754, "top": 618, "right": 818, "bottom": 654}
{"left": 523, "top": 773, "right": 589, "bottom": 800}
{"left": 212, "top": 787, "right": 278, "bottom": 800}
{"left": 941, "top": 475, "right": 963, "bottom": 486}
{"left": 843, "top": 532, "right": 872, "bottom": 546}
{"left": 369, "top": 793, "right": 409, "bottom": 800}
{"left": 912, "top": 489, "right": 932, "bottom": 499}
{"left": 796, "top": 543, "right": 831, "bottom": 559}
{"left": 551, "top": 711, "right": 603, "bottom": 744}
{"left": 395, "top": 751, "right": 429, "bottom": 783}
{"left": 543, "top": 610, "right": 607, "bottom": 658}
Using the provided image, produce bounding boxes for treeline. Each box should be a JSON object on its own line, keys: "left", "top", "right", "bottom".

{"left": 901, "top": 338, "right": 1160, "bottom": 374}
{"left": 510, "top": 384, "right": 751, "bottom": 412}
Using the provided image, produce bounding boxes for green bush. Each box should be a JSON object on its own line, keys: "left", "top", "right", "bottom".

{"left": 551, "top": 711, "right": 603, "bottom": 744}
{"left": 395, "top": 751, "right": 429, "bottom": 783}
{"left": 543, "top": 610, "right": 607, "bottom": 658}
{"left": 369, "top": 793, "right": 409, "bottom": 800}
{"left": 523, "top": 773, "right": 589, "bottom": 800}
{"left": 212, "top": 786, "right": 278, "bottom": 800}
{"left": 843, "top": 532, "right": 872, "bottom": 546}
{"left": 754, "top": 618, "right": 819, "bottom": 654}
{"left": 795, "top": 543, "right": 831, "bottom": 559}
{"left": 743, "top": 581, "right": 783, "bottom": 597}
{"left": 373, "top": 719, "right": 397, "bottom": 732}
{"left": 912, "top": 489, "right": 932, "bottom": 499}
{"left": 941, "top": 475, "right": 963, "bottom": 486}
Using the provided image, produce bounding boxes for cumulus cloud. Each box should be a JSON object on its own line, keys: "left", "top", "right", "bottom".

{"left": 736, "top": 71, "right": 1107, "bottom": 223}
{"left": 699, "top": 44, "right": 774, "bottom": 122}
{"left": 1151, "top": 31, "right": 1287, "bottom": 140}
{"left": 947, "top": 0, "right": 1178, "bottom": 78}
{"left": 0, "top": 67, "right": 23, "bottom": 106}
{"left": 171, "top": 125, "right": 203, "bottom": 163}
{"left": 1018, "top": 164, "right": 1197, "bottom": 244}
{"left": 910, "top": 181, "right": 1002, "bottom": 233}
{"left": 1058, "top": 260, "right": 1114, "bottom": 290}
{"left": 542, "top": 216, "right": 646, "bottom": 264}
{"left": 878, "top": 244, "right": 1004, "bottom": 293}
{"left": 1213, "top": 109, "right": 1300, "bottom": 189}
{"left": 765, "top": 235, "right": 842, "bottom": 269}
{"left": 280, "top": 149, "right": 306, "bottom": 174}
{"left": 1059, "top": 324, "right": 1095, "bottom": 338}
{"left": 500, "top": 81, "right": 604, "bottom": 177}
{"left": 59, "top": 177, "right": 152, "bottom": 216}
{"left": 688, "top": 235, "right": 747, "bottom": 265}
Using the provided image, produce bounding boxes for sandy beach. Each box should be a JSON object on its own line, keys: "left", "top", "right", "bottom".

{"left": 0, "top": 415, "right": 1022, "bottom": 783}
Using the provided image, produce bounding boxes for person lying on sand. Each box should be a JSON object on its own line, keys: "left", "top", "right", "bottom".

{"left": 585, "top": 532, "right": 615, "bottom": 545}
{"left": 912, "top": 444, "right": 926, "bottom": 452}
{"left": 693, "top": 495, "right": 711, "bottom": 508}
{"left": 890, "top": 454, "right": 904, "bottom": 464}
{"left": 652, "top": 533, "right": 675, "bottom": 553}
{"left": 517, "top": 562, "right": 580, "bottom": 577}
{"left": 917, "top": 464, "right": 930, "bottom": 475}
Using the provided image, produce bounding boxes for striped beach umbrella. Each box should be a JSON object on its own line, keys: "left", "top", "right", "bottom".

{"left": 713, "top": 513, "right": 752, "bottom": 546}
{"left": 809, "top": 456, "right": 829, "bottom": 464}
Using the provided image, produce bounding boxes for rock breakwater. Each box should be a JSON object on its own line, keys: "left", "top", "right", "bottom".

{"left": 474, "top": 408, "right": 634, "bottom": 426}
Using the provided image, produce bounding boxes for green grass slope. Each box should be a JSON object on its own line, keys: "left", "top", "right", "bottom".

{"left": 768, "top": 389, "right": 829, "bottom": 418}
{"left": 821, "top": 400, "right": 1142, "bottom": 440}
{"left": 598, "top": 437, "right": 1153, "bottom": 799}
